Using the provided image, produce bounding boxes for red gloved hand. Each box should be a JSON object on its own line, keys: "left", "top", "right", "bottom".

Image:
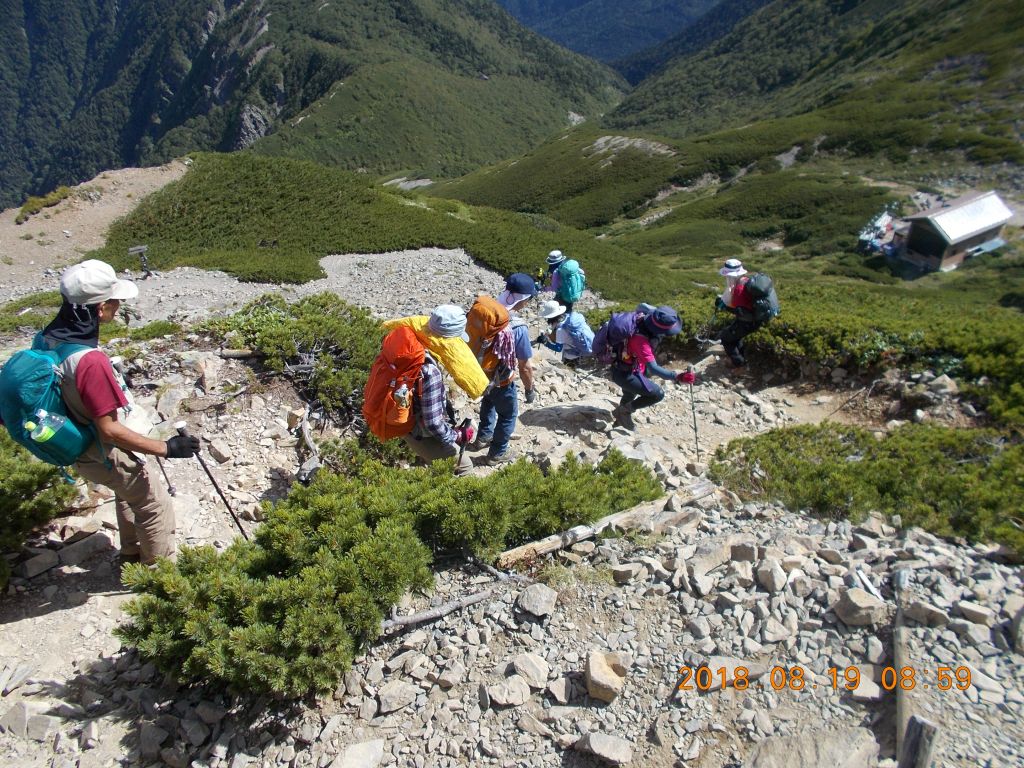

{"left": 456, "top": 424, "right": 476, "bottom": 445}
{"left": 676, "top": 370, "right": 697, "bottom": 385}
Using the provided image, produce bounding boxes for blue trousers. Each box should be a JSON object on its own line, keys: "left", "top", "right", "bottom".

{"left": 478, "top": 381, "right": 518, "bottom": 458}
{"left": 612, "top": 368, "right": 665, "bottom": 411}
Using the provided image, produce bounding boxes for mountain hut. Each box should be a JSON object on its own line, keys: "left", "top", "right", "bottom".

{"left": 898, "top": 191, "right": 1013, "bottom": 272}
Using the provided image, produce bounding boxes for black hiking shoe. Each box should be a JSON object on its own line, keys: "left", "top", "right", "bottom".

{"left": 612, "top": 405, "right": 636, "bottom": 430}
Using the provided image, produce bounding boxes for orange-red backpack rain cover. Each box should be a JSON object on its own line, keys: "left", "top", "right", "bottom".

{"left": 362, "top": 326, "right": 426, "bottom": 441}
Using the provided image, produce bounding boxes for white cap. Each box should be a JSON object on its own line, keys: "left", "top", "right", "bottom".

{"left": 61, "top": 260, "right": 139, "bottom": 305}
{"left": 538, "top": 299, "right": 566, "bottom": 320}
{"left": 719, "top": 258, "right": 747, "bottom": 278}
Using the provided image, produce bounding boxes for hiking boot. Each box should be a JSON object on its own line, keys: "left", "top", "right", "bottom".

{"left": 612, "top": 405, "right": 636, "bottom": 430}
{"left": 470, "top": 434, "right": 492, "bottom": 451}
{"left": 483, "top": 451, "right": 514, "bottom": 467}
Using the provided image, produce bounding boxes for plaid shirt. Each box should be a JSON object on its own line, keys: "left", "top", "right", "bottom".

{"left": 415, "top": 357, "right": 456, "bottom": 444}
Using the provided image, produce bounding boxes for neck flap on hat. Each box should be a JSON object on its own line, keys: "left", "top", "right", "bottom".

{"left": 41, "top": 300, "right": 101, "bottom": 348}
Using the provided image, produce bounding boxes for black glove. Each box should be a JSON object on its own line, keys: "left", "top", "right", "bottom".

{"left": 715, "top": 296, "right": 727, "bottom": 311}
{"left": 525, "top": 388, "right": 536, "bottom": 404}
{"left": 165, "top": 435, "right": 200, "bottom": 459}
{"left": 534, "top": 333, "right": 548, "bottom": 346}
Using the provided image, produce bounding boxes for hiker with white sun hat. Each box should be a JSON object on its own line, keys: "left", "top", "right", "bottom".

{"left": 534, "top": 299, "right": 595, "bottom": 366}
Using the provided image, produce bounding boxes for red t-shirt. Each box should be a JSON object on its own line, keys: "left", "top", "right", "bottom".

{"left": 624, "top": 334, "right": 656, "bottom": 375}
{"left": 75, "top": 351, "right": 127, "bottom": 420}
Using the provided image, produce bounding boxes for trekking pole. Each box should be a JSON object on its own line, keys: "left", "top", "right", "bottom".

{"left": 174, "top": 421, "right": 249, "bottom": 541}
{"left": 694, "top": 308, "right": 719, "bottom": 347}
{"left": 689, "top": 382, "right": 701, "bottom": 461}
{"left": 155, "top": 457, "right": 176, "bottom": 496}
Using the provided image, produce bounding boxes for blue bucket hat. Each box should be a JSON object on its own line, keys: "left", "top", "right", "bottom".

{"left": 644, "top": 306, "right": 682, "bottom": 336}
{"left": 427, "top": 304, "right": 470, "bottom": 342}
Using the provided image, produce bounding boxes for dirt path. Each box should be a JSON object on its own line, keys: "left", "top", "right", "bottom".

{"left": 0, "top": 160, "right": 189, "bottom": 301}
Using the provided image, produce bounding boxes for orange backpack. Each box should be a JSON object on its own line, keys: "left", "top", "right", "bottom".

{"left": 362, "top": 326, "right": 426, "bottom": 441}
{"left": 466, "top": 295, "right": 510, "bottom": 378}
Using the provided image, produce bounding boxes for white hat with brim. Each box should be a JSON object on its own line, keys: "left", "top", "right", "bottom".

{"left": 719, "top": 258, "right": 747, "bottom": 278}
{"left": 61, "top": 259, "right": 139, "bottom": 305}
{"left": 538, "top": 300, "right": 566, "bottom": 320}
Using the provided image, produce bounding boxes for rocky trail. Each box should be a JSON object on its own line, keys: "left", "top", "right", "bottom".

{"left": 0, "top": 168, "right": 1021, "bottom": 768}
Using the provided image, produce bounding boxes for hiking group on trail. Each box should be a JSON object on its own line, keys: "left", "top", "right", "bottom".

{"left": 1, "top": 252, "right": 780, "bottom": 566}
{"left": 363, "top": 250, "right": 779, "bottom": 473}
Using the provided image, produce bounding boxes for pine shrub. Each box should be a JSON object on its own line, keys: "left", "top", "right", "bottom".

{"left": 0, "top": 432, "right": 76, "bottom": 557}
{"left": 710, "top": 422, "right": 1024, "bottom": 557}
{"left": 116, "top": 449, "right": 661, "bottom": 695}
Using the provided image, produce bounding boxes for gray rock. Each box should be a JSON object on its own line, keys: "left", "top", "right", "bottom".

{"left": 955, "top": 600, "right": 994, "bottom": 626}
{"left": 19, "top": 550, "right": 59, "bottom": 578}
{"left": 517, "top": 583, "right": 558, "bottom": 617}
{"left": 929, "top": 374, "right": 959, "bottom": 395}
{"left": 748, "top": 727, "right": 879, "bottom": 767}
{"left": 517, "top": 712, "right": 553, "bottom": 738}
{"left": 195, "top": 701, "right": 227, "bottom": 724}
{"left": 377, "top": 680, "right": 418, "bottom": 714}
{"left": 0, "top": 701, "right": 31, "bottom": 739}
{"left": 331, "top": 739, "right": 385, "bottom": 768}
{"left": 903, "top": 599, "right": 949, "bottom": 627}
{"left": 58, "top": 532, "right": 113, "bottom": 566}
{"left": 512, "top": 653, "right": 549, "bottom": 689}
{"left": 359, "top": 697, "right": 377, "bottom": 721}
{"left": 586, "top": 651, "right": 627, "bottom": 703}
{"left": 487, "top": 675, "right": 531, "bottom": 707}
{"left": 1012, "top": 606, "right": 1024, "bottom": 654}
{"left": 850, "top": 677, "right": 883, "bottom": 703}
{"left": 548, "top": 677, "right": 570, "bottom": 704}
{"left": 761, "top": 617, "right": 791, "bottom": 644}
{"left": 703, "top": 657, "right": 769, "bottom": 692}
{"left": 611, "top": 563, "right": 645, "bottom": 584}
{"left": 438, "top": 660, "right": 466, "bottom": 690}
{"left": 834, "top": 588, "right": 886, "bottom": 626}
{"left": 575, "top": 732, "right": 634, "bottom": 765}
{"left": 208, "top": 439, "right": 233, "bottom": 464}
{"left": 139, "top": 723, "right": 169, "bottom": 761}
{"left": 756, "top": 558, "right": 787, "bottom": 593}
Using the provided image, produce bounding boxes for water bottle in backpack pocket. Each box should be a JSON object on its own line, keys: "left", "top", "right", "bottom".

{"left": 386, "top": 382, "right": 412, "bottom": 427}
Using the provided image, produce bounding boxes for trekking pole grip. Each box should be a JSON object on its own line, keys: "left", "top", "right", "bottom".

{"left": 174, "top": 420, "right": 189, "bottom": 437}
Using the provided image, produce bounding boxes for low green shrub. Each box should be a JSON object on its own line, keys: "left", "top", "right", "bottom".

{"left": 201, "top": 293, "right": 384, "bottom": 420}
{"left": 16, "top": 187, "right": 73, "bottom": 224}
{"left": 0, "top": 432, "right": 77, "bottom": 558}
{"left": 129, "top": 320, "right": 182, "bottom": 341}
{"left": 710, "top": 422, "right": 1024, "bottom": 557}
{"left": 116, "top": 449, "right": 661, "bottom": 695}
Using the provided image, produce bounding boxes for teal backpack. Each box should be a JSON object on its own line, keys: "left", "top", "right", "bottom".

{"left": 556, "top": 260, "right": 586, "bottom": 305}
{"left": 0, "top": 340, "right": 96, "bottom": 466}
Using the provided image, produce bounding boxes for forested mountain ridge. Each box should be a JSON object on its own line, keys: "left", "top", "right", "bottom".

{"left": 612, "top": 0, "right": 774, "bottom": 84}
{"left": 0, "top": 0, "right": 623, "bottom": 209}
{"left": 606, "top": 0, "right": 1024, "bottom": 141}
{"left": 496, "top": 0, "right": 719, "bottom": 61}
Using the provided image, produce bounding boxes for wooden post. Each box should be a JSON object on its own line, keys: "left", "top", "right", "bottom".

{"left": 495, "top": 479, "right": 715, "bottom": 569}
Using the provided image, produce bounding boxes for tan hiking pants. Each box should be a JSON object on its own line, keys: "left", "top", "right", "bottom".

{"left": 75, "top": 447, "right": 176, "bottom": 565}
{"left": 401, "top": 434, "right": 473, "bottom": 476}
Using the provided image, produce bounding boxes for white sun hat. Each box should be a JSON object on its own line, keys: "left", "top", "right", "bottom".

{"left": 719, "top": 258, "right": 747, "bottom": 278}
{"left": 538, "top": 299, "right": 567, "bottom": 320}
{"left": 546, "top": 249, "right": 566, "bottom": 266}
{"left": 61, "top": 260, "right": 139, "bottom": 305}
